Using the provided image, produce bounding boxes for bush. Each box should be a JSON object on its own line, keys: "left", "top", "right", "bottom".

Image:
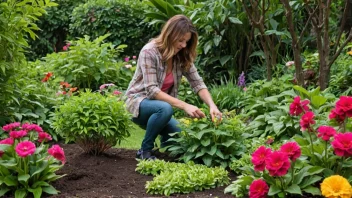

{"left": 51, "top": 90, "right": 133, "bottom": 155}
{"left": 0, "top": 122, "right": 65, "bottom": 197}
{"left": 69, "top": 0, "right": 157, "bottom": 57}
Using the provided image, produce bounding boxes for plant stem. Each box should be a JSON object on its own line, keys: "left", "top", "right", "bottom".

{"left": 308, "top": 131, "right": 314, "bottom": 154}
{"left": 337, "top": 157, "right": 345, "bottom": 174}
{"left": 290, "top": 161, "right": 295, "bottom": 185}
{"left": 279, "top": 177, "right": 286, "bottom": 198}
{"left": 324, "top": 141, "right": 328, "bottom": 167}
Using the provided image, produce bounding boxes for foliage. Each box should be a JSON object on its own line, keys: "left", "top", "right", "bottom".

{"left": 0, "top": 122, "right": 65, "bottom": 198}
{"left": 36, "top": 34, "right": 126, "bottom": 90}
{"left": 26, "top": 0, "right": 85, "bottom": 60}
{"left": 166, "top": 115, "right": 245, "bottom": 168}
{"left": 51, "top": 90, "right": 133, "bottom": 155}
{"left": 136, "top": 159, "right": 229, "bottom": 196}
{"left": 69, "top": 0, "right": 157, "bottom": 56}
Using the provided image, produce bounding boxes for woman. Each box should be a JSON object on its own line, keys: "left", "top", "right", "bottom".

{"left": 125, "top": 15, "right": 222, "bottom": 160}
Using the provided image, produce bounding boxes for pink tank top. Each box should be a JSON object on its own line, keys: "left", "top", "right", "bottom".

{"left": 161, "top": 72, "right": 174, "bottom": 92}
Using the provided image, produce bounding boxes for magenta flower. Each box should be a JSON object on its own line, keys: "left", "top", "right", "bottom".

{"left": 265, "top": 151, "right": 291, "bottom": 177}
{"left": 132, "top": 55, "right": 137, "bottom": 59}
{"left": 2, "top": 122, "right": 21, "bottom": 131}
{"left": 0, "top": 138, "right": 14, "bottom": 145}
{"left": 329, "top": 108, "right": 345, "bottom": 124}
{"left": 113, "top": 90, "right": 122, "bottom": 95}
{"left": 9, "top": 130, "right": 27, "bottom": 139}
{"left": 249, "top": 179, "right": 269, "bottom": 198}
{"left": 317, "top": 126, "right": 336, "bottom": 141}
{"left": 251, "top": 146, "right": 272, "bottom": 172}
{"left": 280, "top": 142, "right": 301, "bottom": 161}
{"left": 289, "top": 96, "right": 310, "bottom": 116}
{"left": 38, "top": 132, "right": 52, "bottom": 143}
{"left": 124, "top": 57, "right": 130, "bottom": 62}
{"left": 331, "top": 132, "right": 352, "bottom": 157}
{"left": 21, "top": 123, "right": 44, "bottom": 133}
{"left": 300, "top": 111, "right": 315, "bottom": 131}
{"left": 63, "top": 46, "right": 68, "bottom": 51}
{"left": 335, "top": 96, "right": 352, "bottom": 117}
{"left": 15, "top": 141, "right": 36, "bottom": 157}
{"left": 48, "top": 145, "right": 66, "bottom": 164}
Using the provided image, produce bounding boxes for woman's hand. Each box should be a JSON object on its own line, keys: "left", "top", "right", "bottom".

{"left": 183, "top": 103, "right": 205, "bottom": 118}
{"left": 210, "top": 106, "right": 222, "bottom": 122}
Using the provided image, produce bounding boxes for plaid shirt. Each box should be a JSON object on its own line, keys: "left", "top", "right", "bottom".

{"left": 125, "top": 42, "right": 207, "bottom": 118}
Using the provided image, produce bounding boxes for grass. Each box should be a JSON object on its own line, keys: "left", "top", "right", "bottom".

{"left": 115, "top": 123, "right": 145, "bottom": 150}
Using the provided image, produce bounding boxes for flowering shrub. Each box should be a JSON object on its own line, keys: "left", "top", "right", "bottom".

{"left": 0, "top": 122, "right": 65, "bottom": 197}
{"left": 51, "top": 90, "right": 132, "bottom": 155}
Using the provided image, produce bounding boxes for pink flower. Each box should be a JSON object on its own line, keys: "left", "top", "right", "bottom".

{"left": 331, "top": 132, "right": 352, "bottom": 157}
{"left": 63, "top": 46, "right": 68, "bottom": 51}
{"left": 21, "top": 123, "right": 44, "bottom": 133}
{"left": 285, "top": 61, "right": 295, "bottom": 67}
{"left": 329, "top": 108, "right": 345, "bottom": 123}
{"left": 280, "top": 142, "right": 301, "bottom": 161}
{"left": 289, "top": 96, "right": 310, "bottom": 116}
{"left": 243, "top": 87, "right": 248, "bottom": 91}
{"left": 113, "top": 90, "right": 122, "bottom": 95}
{"left": 317, "top": 126, "right": 336, "bottom": 141}
{"left": 66, "top": 43, "right": 71, "bottom": 47}
{"left": 15, "top": 141, "right": 36, "bottom": 157}
{"left": 124, "top": 57, "right": 130, "bottom": 62}
{"left": 300, "top": 111, "right": 315, "bottom": 131}
{"left": 38, "top": 132, "right": 52, "bottom": 143}
{"left": 265, "top": 151, "right": 291, "bottom": 177}
{"left": 132, "top": 56, "right": 137, "bottom": 59}
{"left": 10, "top": 130, "right": 27, "bottom": 139}
{"left": 251, "top": 146, "right": 272, "bottom": 172}
{"left": 2, "top": 122, "right": 21, "bottom": 131}
{"left": 0, "top": 138, "right": 14, "bottom": 145}
{"left": 48, "top": 145, "right": 66, "bottom": 164}
{"left": 249, "top": 179, "right": 269, "bottom": 198}
{"left": 335, "top": 96, "right": 352, "bottom": 117}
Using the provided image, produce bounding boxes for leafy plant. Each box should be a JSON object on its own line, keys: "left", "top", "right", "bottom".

{"left": 166, "top": 115, "right": 245, "bottom": 168}
{"left": 51, "top": 90, "right": 133, "bottom": 155}
{"left": 0, "top": 122, "right": 65, "bottom": 197}
{"left": 136, "top": 159, "right": 229, "bottom": 196}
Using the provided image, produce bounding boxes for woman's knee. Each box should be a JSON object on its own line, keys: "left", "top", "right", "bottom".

{"left": 157, "top": 101, "right": 173, "bottom": 118}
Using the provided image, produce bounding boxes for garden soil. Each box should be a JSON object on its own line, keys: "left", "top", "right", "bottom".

{"left": 48, "top": 143, "right": 236, "bottom": 198}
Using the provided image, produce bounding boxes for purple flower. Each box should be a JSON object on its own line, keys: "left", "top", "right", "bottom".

{"left": 238, "top": 72, "right": 246, "bottom": 87}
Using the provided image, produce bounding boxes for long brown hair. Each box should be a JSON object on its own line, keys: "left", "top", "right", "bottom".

{"left": 153, "top": 15, "right": 198, "bottom": 71}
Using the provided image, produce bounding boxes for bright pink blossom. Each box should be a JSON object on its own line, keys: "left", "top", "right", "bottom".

{"left": 48, "top": 145, "right": 66, "bottom": 164}
{"left": 265, "top": 151, "right": 291, "bottom": 177}
{"left": 38, "top": 132, "right": 52, "bottom": 143}
{"left": 300, "top": 111, "right": 315, "bottom": 131}
{"left": 331, "top": 132, "right": 352, "bottom": 157}
{"left": 280, "top": 142, "right": 301, "bottom": 161}
{"left": 63, "top": 46, "right": 68, "bottom": 51}
{"left": 124, "top": 57, "right": 130, "bottom": 62}
{"left": 317, "top": 126, "right": 336, "bottom": 141}
{"left": 335, "top": 96, "right": 352, "bottom": 117}
{"left": 289, "top": 96, "right": 310, "bottom": 116}
{"left": 113, "top": 90, "right": 122, "bottom": 95}
{"left": 0, "top": 138, "right": 14, "bottom": 145}
{"left": 15, "top": 141, "right": 36, "bottom": 157}
{"left": 251, "top": 146, "right": 272, "bottom": 172}
{"left": 132, "top": 55, "right": 137, "bottom": 59}
{"left": 249, "top": 179, "right": 269, "bottom": 198}
{"left": 329, "top": 108, "right": 345, "bottom": 123}
{"left": 2, "top": 122, "right": 21, "bottom": 131}
{"left": 21, "top": 123, "right": 43, "bottom": 133}
{"left": 9, "top": 130, "right": 27, "bottom": 139}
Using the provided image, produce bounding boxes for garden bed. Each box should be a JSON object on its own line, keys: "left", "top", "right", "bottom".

{"left": 49, "top": 143, "right": 235, "bottom": 198}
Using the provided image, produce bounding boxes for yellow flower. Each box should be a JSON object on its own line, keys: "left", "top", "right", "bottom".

{"left": 321, "top": 175, "right": 352, "bottom": 198}
{"left": 347, "top": 51, "right": 352, "bottom": 56}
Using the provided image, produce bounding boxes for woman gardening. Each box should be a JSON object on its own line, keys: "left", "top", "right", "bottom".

{"left": 125, "top": 15, "right": 222, "bottom": 160}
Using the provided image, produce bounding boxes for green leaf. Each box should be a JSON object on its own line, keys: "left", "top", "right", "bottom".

{"left": 4, "top": 175, "right": 18, "bottom": 186}
{"left": 18, "top": 174, "right": 30, "bottom": 182}
{"left": 285, "top": 184, "right": 302, "bottom": 195}
{"left": 31, "top": 161, "right": 48, "bottom": 177}
{"left": 15, "top": 189, "right": 27, "bottom": 198}
{"left": 307, "top": 166, "right": 325, "bottom": 175}
{"left": 228, "top": 17, "right": 242, "bottom": 24}
{"left": 207, "top": 145, "right": 217, "bottom": 156}
{"left": 200, "top": 139, "right": 211, "bottom": 147}
{"left": 202, "top": 155, "right": 212, "bottom": 166}
{"left": 213, "top": 35, "right": 222, "bottom": 47}
{"left": 293, "top": 86, "right": 310, "bottom": 98}
{"left": 149, "top": 0, "right": 167, "bottom": 14}
{"left": 311, "top": 95, "right": 327, "bottom": 108}
{"left": 222, "top": 139, "right": 236, "bottom": 147}
{"left": 0, "top": 187, "right": 10, "bottom": 197}
{"left": 268, "top": 184, "right": 281, "bottom": 196}
{"left": 220, "top": 55, "right": 232, "bottom": 66}
{"left": 303, "top": 186, "right": 321, "bottom": 196}
{"left": 204, "top": 40, "right": 212, "bottom": 54}
{"left": 42, "top": 185, "right": 58, "bottom": 195}
{"left": 28, "top": 187, "right": 42, "bottom": 198}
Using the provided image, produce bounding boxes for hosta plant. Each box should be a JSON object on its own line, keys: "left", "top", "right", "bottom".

{"left": 51, "top": 90, "right": 132, "bottom": 155}
{"left": 0, "top": 122, "right": 65, "bottom": 198}
{"left": 166, "top": 115, "right": 245, "bottom": 168}
{"left": 136, "top": 159, "right": 229, "bottom": 196}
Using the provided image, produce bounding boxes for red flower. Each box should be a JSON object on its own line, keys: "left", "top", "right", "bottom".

{"left": 329, "top": 108, "right": 345, "bottom": 124}
{"left": 9, "top": 130, "right": 27, "bottom": 139}
{"left": 251, "top": 146, "right": 272, "bottom": 172}
{"left": 38, "top": 132, "right": 52, "bottom": 143}
{"left": 289, "top": 96, "right": 310, "bottom": 116}
{"left": 0, "top": 138, "right": 14, "bottom": 145}
{"left": 317, "top": 126, "right": 336, "bottom": 141}
{"left": 300, "top": 111, "right": 315, "bottom": 131}
{"left": 48, "top": 145, "right": 66, "bottom": 164}
{"left": 21, "top": 123, "right": 44, "bottom": 133}
{"left": 265, "top": 151, "right": 291, "bottom": 177}
{"left": 41, "top": 72, "right": 53, "bottom": 82}
{"left": 331, "top": 132, "right": 352, "bottom": 157}
{"left": 249, "top": 179, "right": 269, "bottom": 198}
{"left": 2, "top": 122, "right": 21, "bottom": 131}
{"left": 335, "top": 96, "right": 352, "bottom": 117}
{"left": 280, "top": 142, "right": 301, "bottom": 161}
{"left": 60, "top": 82, "right": 71, "bottom": 88}
{"left": 15, "top": 141, "right": 36, "bottom": 157}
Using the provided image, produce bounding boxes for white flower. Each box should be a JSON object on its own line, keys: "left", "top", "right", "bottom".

{"left": 285, "top": 61, "right": 295, "bottom": 67}
{"left": 125, "top": 64, "right": 132, "bottom": 69}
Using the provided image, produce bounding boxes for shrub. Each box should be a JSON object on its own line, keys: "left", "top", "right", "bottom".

{"left": 69, "top": 0, "right": 157, "bottom": 56}
{"left": 51, "top": 90, "right": 133, "bottom": 155}
{"left": 0, "top": 122, "right": 65, "bottom": 197}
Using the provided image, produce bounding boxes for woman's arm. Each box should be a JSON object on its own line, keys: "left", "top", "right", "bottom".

{"left": 198, "top": 88, "right": 222, "bottom": 122}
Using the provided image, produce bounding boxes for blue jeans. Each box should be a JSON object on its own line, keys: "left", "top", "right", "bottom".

{"left": 132, "top": 99, "right": 181, "bottom": 151}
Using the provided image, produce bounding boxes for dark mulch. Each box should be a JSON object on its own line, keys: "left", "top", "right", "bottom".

{"left": 48, "top": 143, "right": 236, "bottom": 198}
